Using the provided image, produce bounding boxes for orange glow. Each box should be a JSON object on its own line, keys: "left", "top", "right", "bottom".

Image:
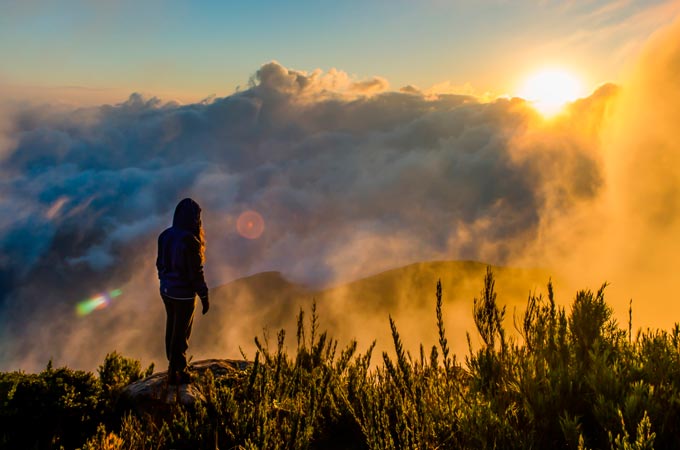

{"left": 236, "top": 210, "right": 265, "bottom": 239}
{"left": 518, "top": 69, "right": 585, "bottom": 117}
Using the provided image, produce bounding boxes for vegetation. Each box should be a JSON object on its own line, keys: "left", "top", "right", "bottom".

{"left": 2, "top": 268, "right": 680, "bottom": 449}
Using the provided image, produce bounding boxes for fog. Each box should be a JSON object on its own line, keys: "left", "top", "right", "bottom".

{"left": 2, "top": 17, "right": 680, "bottom": 372}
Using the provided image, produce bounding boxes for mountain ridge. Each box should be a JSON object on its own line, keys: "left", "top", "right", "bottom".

{"left": 190, "top": 260, "right": 553, "bottom": 361}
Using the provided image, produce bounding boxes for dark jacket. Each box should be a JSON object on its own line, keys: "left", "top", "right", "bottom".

{"left": 157, "top": 199, "right": 209, "bottom": 301}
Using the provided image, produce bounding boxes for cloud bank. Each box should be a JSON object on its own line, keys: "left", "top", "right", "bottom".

{"left": 0, "top": 57, "right": 636, "bottom": 371}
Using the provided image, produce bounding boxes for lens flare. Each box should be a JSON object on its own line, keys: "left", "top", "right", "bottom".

{"left": 76, "top": 289, "right": 122, "bottom": 316}
{"left": 236, "top": 210, "right": 265, "bottom": 239}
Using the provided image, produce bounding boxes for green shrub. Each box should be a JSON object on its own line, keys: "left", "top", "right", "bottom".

{"left": 9, "top": 268, "right": 680, "bottom": 449}
{"left": 98, "top": 351, "right": 154, "bottom": 394}
{"left": 0, "top": 363, "right": 102, "bottom": 449}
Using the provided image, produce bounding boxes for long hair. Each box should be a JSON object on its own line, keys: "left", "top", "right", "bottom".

{"left": 197, "top": 217, "right": 206, "bottom": 264}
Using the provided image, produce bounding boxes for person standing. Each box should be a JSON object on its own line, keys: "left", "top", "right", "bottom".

{"left": 156, "top": 198, "right": 210, "bottom": 385}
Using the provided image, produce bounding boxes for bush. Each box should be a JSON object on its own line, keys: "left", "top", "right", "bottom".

{"left": 8, "top": 268, "right": 680, "bottom": 449}
{"left": 0, "top": 363, "right": 102, "bottom": 449}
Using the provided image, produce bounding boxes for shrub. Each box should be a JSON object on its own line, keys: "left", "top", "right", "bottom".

{"left": 0, "top": 363, "right": 102, "bottom": 449}
{"left": 9, "top": 268, "right": 680, "bottom": 449}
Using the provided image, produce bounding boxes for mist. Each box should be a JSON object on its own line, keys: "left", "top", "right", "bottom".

{"left": 591, "top": 16, "right": 680, "bottom": 327}
{"left": 2, "top": 16, "right": 680, "bottom": 371}
{"left": 500, "top": 16, "right": 680, "bottom": 332}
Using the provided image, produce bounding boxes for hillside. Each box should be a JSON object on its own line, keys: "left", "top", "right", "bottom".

{"left": 190, "top": 260, "right": 552, "bottom": 361}
{"left": 319, "top": 259, "right": 549, "bottom": 309}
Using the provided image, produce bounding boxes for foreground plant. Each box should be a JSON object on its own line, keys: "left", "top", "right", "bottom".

{"left": 4, "top": 268, "right": 680, "bottom": 449}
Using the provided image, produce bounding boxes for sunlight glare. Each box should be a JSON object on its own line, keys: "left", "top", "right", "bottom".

{"left": 518, "top": 69, "right": 584, "bottom": 117}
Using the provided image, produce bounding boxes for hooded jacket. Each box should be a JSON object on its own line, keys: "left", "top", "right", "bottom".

{"left": 157, "top": 198, "right": 209, "bottom": 301}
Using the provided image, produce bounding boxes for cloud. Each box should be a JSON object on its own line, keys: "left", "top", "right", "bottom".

{"left": 0, "top": 61, "right": 617, "bottom": 371}
{"left": 251, "top": 62, "right": 389, "bottom": 101}
{"left": 508, "top": 16, "right": 680, "bottom": 332}
{"left": 596, "top": 15, "right": 680, "bottom": 315}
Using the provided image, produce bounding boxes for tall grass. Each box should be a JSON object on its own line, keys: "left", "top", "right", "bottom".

{"left": 2, "top": 269, "right": 679, "bottom": 449}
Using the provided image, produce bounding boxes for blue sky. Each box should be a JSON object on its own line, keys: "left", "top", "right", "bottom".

{"left": 0, "top": 0, "right": 680, "bottom": 103}
{"left": 0, "top": 0, "right": 678, "bottom": 102}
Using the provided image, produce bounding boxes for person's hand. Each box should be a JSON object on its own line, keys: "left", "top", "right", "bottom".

{"left": 201, "top": 297, "right": 210, "bottom": 315}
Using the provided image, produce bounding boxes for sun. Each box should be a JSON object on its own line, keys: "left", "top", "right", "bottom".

{"left": 518, "top": 68, "right": 584, "bottom": 117}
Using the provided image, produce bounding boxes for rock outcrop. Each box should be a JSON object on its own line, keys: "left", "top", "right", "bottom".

{"left": 121, "top": 359, "right": 251, "bottom": 411}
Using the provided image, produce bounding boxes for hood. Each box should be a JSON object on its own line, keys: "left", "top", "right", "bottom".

{"left": 173, "top": 198, "right": 202, "bottom": 234}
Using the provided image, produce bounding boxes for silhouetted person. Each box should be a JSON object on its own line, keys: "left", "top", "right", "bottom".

{"left": 156, "top": 198, "right": 209, "bottom": 385}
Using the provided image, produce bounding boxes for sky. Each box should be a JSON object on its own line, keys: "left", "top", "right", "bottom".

{"left": 1, "top": 0, "right": 678, "bottom": 103}
{"left": 2, "top": 0, "right": 680, "bottom": 372}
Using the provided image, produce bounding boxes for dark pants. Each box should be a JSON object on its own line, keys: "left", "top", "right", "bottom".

{"left": 162, "top": 295, "right": 196, "bottom": 376}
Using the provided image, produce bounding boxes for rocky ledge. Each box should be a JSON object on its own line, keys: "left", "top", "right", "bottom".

{"left": 121, "top": 359, "right": 251, "bottom": 410}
